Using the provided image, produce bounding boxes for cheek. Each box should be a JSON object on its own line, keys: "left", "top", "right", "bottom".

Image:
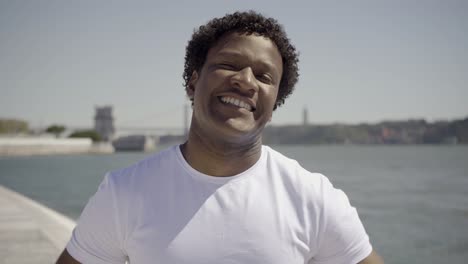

{"left": 254, "top": 88, "right": 278, "bottom": 119}
{"left": 194, "top": 72, "right": 225, "bottom": 96}
{"left": 263, "top": 88, "right": 279, "bottom": 108}
{"left": 193, "top": 86, "right": 218, "bottom": 112}
{"left": 192, "top": 77, "right": 209, "bottom": 101}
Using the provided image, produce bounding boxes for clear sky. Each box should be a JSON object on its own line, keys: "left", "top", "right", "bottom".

{"left": 1, "top": 0, "right": 467, "bottom": 130}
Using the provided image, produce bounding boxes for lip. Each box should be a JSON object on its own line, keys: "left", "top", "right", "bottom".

{"left": 216, "top": 93, "right": 256, "bottom": 112}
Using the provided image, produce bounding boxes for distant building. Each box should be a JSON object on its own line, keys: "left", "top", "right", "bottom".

{"left": 94, "top": 106, "right": 115, "bottom": 141}
{"left": 112, "top": 135, "right": 156, "bottom": 152}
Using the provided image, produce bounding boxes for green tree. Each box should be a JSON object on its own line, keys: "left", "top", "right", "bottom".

{"left": 45, "top": 124, "right": 66, "bottom": 138}
{"left": 69, "top": 130, "right": 102, "bottom": 142}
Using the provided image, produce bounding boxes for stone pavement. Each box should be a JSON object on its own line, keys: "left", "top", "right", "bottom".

{"left": 0, "top": 185, "right": 75, "bottom": 264}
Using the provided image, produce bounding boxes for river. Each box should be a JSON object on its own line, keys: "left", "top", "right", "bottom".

{"left": 1, "top": 145, "right": 467, "bottom": 263}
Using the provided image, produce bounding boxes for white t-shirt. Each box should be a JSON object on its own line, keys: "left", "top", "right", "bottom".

{"left": 67, "top": 145, "right": 372, "bottom": 264}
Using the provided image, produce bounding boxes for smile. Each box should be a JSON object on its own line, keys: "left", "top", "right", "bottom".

{"left": 219, "top": 96, "right": 255, "bottom": 112}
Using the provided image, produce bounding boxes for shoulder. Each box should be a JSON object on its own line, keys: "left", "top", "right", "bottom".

{"left": 261, "top": 145, "right": 334, "bottom": 226}
{"left": 262, "top": 145, "right": 329, "bottom": 196}
{"left": 261, "top": 146, "right": 340, "bottom": 252}
{"left": 94, "top": 145, "right": 181, "bottom": 232}
{"left": 96, "top": 145, "right": 182, "bottom": 210}
{"left": 261, "top": 147, "right": 372, "bottom": 261}
{"left": 262, "top": 146, "right": 358, "bottom": 223}
{"left": 106, "top": 145, "right": 179, "bottom": 188}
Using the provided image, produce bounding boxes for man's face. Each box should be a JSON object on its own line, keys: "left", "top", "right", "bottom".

{"left": 188, "top": 32, "right": 283, "bottom": 143}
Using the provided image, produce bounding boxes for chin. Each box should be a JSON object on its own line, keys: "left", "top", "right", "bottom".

{"left": 218, "top": 120, "right": 264, "bottom": 141}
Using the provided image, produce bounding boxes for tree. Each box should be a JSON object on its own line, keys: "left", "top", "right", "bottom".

{"left": 45, "top": 125, "right": 66, "bottom": 138}
{"left": 69, "top": 130, "right": 102, "bottom": 142}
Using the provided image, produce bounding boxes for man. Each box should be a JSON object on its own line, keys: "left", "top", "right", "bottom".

{"left": 57, "top": 11, "right": 383, "bottom": 264}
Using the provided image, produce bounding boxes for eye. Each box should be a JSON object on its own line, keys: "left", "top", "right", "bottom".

{"left": 217, "top": 63, "right": 236, "bottom": 71}
{"left": 256, "top": 74, "right": 273, "bottom": 84}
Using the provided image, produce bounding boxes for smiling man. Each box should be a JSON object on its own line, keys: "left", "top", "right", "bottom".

{"left": 57, "top": 11, "right": 383, "bottom": 264}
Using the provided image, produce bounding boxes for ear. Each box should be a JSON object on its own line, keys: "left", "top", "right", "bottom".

{"left": 186, "top": 71, "right": 199, "bottom": 99}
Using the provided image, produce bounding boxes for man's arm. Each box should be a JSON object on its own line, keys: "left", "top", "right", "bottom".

{"left": 56, "top": 249, "right": 81, "bottom": 264}
{"left": 358, "top": 250, "right": 384, "bottom": 264}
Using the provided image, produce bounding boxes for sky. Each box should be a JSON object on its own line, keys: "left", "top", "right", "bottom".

{"left": 1, "top": 0, "right": 467, "bottom": 131}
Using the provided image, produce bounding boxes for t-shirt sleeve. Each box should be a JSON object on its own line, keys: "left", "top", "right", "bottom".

{"left": 309, "top": 176, "right": 372, "bottom": 264}
{"left": 66, "top": 173, "right": 128, "bottom": 264}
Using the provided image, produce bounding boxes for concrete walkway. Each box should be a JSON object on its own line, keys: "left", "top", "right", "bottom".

{"left": 0, "top": 185, "right": 76, "bottom": 263}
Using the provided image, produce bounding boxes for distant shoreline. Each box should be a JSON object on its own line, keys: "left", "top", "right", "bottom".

{"left": 263, "top": 117, "right": 468, "bottom": 145}
{"left": 0, "top": 137, "right": 113, "bottom": 157}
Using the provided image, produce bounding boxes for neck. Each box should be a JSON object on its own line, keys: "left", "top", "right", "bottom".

{"left": 181, "top": 128, "right": 263, "bottom": 177}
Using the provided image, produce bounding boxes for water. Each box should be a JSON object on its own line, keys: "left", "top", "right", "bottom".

{"left": 1, "top": 145, "right": 467, "bottom": 263}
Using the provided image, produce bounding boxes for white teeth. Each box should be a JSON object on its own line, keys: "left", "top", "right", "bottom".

{"left": 220, "top": 96, "right": 252, "bottom": 111}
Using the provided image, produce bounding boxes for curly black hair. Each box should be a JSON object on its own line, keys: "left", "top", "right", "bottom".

{"left": 183, "top": 10, "right": 299, "bottom": 110}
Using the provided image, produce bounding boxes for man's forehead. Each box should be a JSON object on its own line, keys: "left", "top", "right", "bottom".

{"left": 209, "top": 32, "right": 280, "bottom": 59}
{"left": 214, "top": 31, "right": 274, "bottom": 48}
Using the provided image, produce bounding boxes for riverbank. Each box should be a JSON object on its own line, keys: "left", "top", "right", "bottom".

{"left": 0, "top": 137, "right": 114, "bottom": 157}
{"left": 0, "top": 185, "right": 75, "bottom": 263}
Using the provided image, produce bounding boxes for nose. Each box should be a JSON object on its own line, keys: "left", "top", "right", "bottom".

{"left": 230, "top": 67, "right": 259, "bottom": 96}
